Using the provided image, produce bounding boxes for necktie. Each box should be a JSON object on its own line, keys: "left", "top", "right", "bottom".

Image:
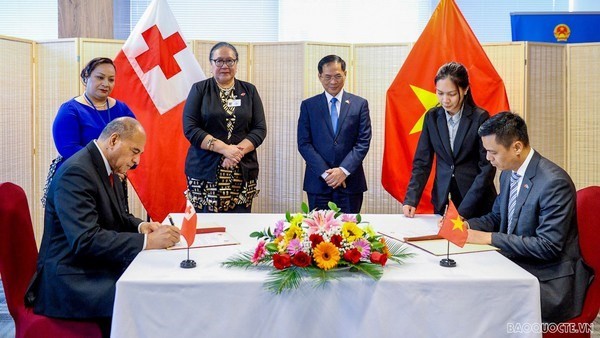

{"left": 448, "top": 116, "right": 458, "bottom": 151}
{"left": 507, "top": 171, "right": 521, "bottom": 233}
{"left": 330, "top": 97, "right": 338, "bottom": 133}
{"left": 109, "top": 173, "right": 114, "bottom": 188}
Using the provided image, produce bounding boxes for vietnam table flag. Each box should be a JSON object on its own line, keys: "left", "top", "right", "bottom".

{"left": 382, "top": 0, "right": 510, "bottom": 213}
{"left": 438, "top": 199, "right": 467, "bottom": 248}
{"left": 181, "top": 199, "right": 197, "bottom": 247}
{"left": 112, "top": 0, "right": 206, "bottom": 221}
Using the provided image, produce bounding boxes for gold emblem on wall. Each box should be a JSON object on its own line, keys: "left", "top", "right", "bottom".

{"left": 554, "top": 24, "right": 571, "bottom": 42}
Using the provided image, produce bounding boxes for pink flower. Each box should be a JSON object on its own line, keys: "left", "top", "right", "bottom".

{"left": 354, "top": 238, "right": 371, "bottom": 259}
{"left": 287, "top": 238, "right": 302, "bottom": 255}
{"left": 340, "top": 213, "right": 357, "bottom": 223}
{"left": 251, "top": 240, "right": 266, "bottom": 264}
{"left": 303, "top": 210, "right": 338, "bottom": 235}
{"left": 273, "top": 219, "right": 285, "bottom": 237}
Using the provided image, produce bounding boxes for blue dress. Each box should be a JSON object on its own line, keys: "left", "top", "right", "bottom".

{"left": 52, "top": 98, "right": 135, "bottom": 169}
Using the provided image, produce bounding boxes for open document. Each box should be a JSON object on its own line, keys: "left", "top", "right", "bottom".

{"left": 380, "top": 232, "right": 499, "bottom": 256}
{"left": 168, "top": 230, "right": 240, "bottom": 250}
{"left": 163, "top": 214, "right": 240, "bottom": 250}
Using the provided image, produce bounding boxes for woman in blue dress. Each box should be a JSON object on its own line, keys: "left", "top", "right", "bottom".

{"left": 42, "top": 57, "right": 136, "bottom": 206}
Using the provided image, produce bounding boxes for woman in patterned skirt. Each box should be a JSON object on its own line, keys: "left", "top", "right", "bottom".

{"left": 183, "top": 42, "right": 267, "bottom": 212}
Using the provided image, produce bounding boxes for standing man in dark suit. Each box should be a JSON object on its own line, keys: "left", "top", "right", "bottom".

{"left": 298, "top": 55, "right": 372, "bottom": 213}
{"left": 29, "top": 117, "right": 180, "bottom": 337}
{"left": 466, "top": 112, "right": 593, "bottom": 323}
{"left": 403, "top": 62, "right": 496, "bottom": 219}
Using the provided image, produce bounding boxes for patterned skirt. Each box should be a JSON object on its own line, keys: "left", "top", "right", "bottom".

{"left": 187, "top": 163, "right": 259, "bottom": 212}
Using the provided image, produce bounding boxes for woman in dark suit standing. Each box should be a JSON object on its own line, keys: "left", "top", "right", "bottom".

{"left": 402, "top": 61, "right": 496, "bottom": 219}
{"left": 183, "top": 42, "right": 267, "bottom": 213}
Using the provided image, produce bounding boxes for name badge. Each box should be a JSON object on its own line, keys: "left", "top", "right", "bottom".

{"left": 227, "top": 99, "right": 241, "bottom": 107}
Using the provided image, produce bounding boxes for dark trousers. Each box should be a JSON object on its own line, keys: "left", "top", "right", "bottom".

{"left": 307, "top": 191, "right": 363, "bottom": 214}
{"left": 435, "top": 177, "right": 464, "bottom": 215}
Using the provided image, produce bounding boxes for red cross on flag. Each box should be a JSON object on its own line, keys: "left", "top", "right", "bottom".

{"left": 181, "top": 199, "right": 197, "bottom": 248}
{"left": 112, "top": 0, "right": 206, "bottom": 222}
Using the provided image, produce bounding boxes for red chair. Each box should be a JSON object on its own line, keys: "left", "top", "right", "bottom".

{"left": 544, "top": 186, "right": 600, "bottom": 338}
{"left": 0, "top": 182, "right": 101, "bottom": 338}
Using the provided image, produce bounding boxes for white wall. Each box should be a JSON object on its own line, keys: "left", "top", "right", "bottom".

{"left": 2, "top": 0, "right": 600, "bottom": 43}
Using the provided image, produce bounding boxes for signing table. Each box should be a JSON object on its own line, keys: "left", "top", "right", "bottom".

{"left": 111, "top": 214, "right": 542, "bottom": 338}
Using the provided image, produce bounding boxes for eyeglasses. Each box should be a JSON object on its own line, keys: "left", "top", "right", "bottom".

{"left": 211, "top": 59, "right": 238, "bottom": 68}
{"left": 321, "top": 74, "right": 344, "bottom": 82}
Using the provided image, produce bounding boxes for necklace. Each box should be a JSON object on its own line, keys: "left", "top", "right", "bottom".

{"left": 217, "top": 82, "right": 235, "bottom": 96}
{"left": 83, "top": 93, "right": 111, "bottom": 125}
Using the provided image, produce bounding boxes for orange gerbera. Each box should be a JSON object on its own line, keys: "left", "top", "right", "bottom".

{"left": 380, "top": 238, "right": 390, "bottom": 256}
{"left": 313, "top": 242, "right": 340, "bottom": 270}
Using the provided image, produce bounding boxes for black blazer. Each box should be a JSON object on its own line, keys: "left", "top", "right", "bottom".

{"left": 183, "top": 77, "right": 267, "bottom": 182}
{"left": 32, "top": 142, "right": 144, "bottom": 318}
{"left": 403, "top": 103, "right": 496, "bottom": 218}
{"left": 469, "top": 151, "right": 593, "bottom": 323}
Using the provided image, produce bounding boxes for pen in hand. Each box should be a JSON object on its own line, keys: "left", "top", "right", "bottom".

{"left": 168, "top": 215, "right": 176, "bottom": 226}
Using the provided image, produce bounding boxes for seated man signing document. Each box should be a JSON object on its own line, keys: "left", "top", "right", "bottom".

{"left": 27, "top": 117, "right": 180, "bottom": 337}
{"left": 464, "top": 112, "right": 593, "bottom": 323}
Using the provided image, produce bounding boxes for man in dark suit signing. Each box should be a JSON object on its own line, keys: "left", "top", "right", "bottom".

{"left": 297, "top": 55, "right": 372, "bottom": 213}
{"left": 29, "top": 117, "right": 180, "bottom": 336}
{"left": 465, "top": 112, "right": 592, "bottom": 323}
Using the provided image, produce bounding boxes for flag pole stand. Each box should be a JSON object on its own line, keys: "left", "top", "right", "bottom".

{"left": 440, "top": 240, "right": 456, "bottom": 267}
{"left": 180, "top": 247, "right": 196, "bottom": 269}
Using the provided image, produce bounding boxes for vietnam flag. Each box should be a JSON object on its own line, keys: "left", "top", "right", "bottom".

{"left": 181, "top": 199, "right": 197, "bottom": 247}
{"left": 382, "top": 0, "right": 510, "bottom": 213}
{"left": 437, "top": 199, "right": 467, "bottom": 248}
{"left": 112, "top": 0, "right": 206, "bottom": 221}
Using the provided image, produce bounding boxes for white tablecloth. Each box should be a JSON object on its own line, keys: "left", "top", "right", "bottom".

{"left": 111, "top": 213, "right": 542, "bottom": 338}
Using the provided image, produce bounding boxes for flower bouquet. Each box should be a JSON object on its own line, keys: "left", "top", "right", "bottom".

{"left": 222, "top": 202, "right": 414, "bottom": 293}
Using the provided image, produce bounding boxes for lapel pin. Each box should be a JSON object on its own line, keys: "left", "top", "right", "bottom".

{"left": 345, "top": 100, "right": 350, "bottom": 104}
{"left": 523, "top": 184, "right": 529, "bottom": 189}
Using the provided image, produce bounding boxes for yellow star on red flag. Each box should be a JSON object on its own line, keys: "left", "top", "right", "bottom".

{"left": 409, "top": 85, "right": 438, "bottom": 135}
{"left": 451, "top": 216, "right": 465, "bottom": 232}
{"left": 438, "top": 200, "right": 468, "bottom": 247}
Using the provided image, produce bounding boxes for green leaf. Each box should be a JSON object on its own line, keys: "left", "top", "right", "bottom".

{"left": 265, "top": 267, "right": 303, "bottom": 294}
{"left": 301, "top": 202, "right": 309, "bottom": 214}
{"left": 371, "top": 241, "right": 384, "bottom": 250}
{"left": 385, "top": 238, "right": 416, "bottom": 264}
{"left": 351, "top": 263, "right": 384, "bottom": 280}
{"left": 286, "top": 211, "right": 291, "bottom": 222}
{"left": 265, "top": 243, "right": 278, "bottom": 252}
{"left": 306, "top": 267, "right": 340, "bottom": 289}
{"left": 356, "top": 214, "right": 362, "bottom": 223}
{"left": 249, "top": 231, "right": 263, "bottom": 238}
{"left": 327, "top": 201, "right": 340, "bottom": 212}
{"left": 222, "top": 251, "right": 258, "bottom": 269}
